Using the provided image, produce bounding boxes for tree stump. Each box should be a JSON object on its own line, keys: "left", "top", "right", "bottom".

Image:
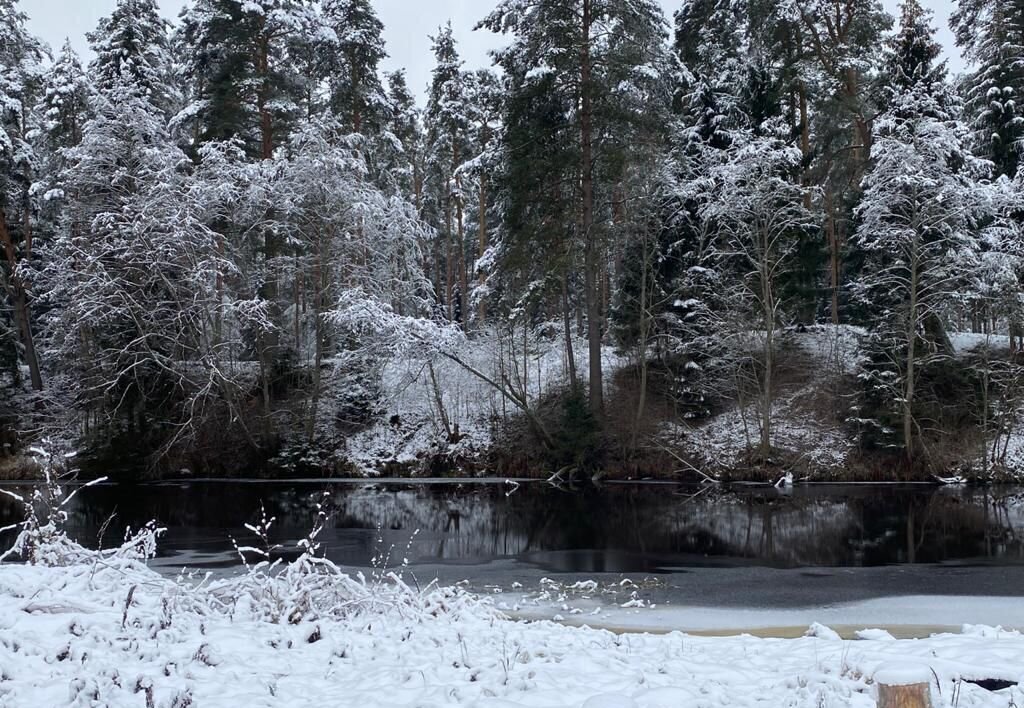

{"left": 874, "top": 665, "right": 933, "bottom": 708}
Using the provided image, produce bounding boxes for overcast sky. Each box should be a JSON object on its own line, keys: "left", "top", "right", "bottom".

{"left": 26, "top": 0, "right": 965, "bottom": 106}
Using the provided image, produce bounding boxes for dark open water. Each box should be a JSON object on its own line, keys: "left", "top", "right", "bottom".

{"left": 2, "top": 480, "right": 1022, "bottom": 575}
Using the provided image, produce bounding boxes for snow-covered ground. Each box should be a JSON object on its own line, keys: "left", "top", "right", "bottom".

{"left": 2, "top": 532, "right": 1023, "bottom": 707}
{"left": 792, "top": 324, "right": 868, "bottom": 375}
{"left": 342, "top": 323, "right": 870, "bottom": 478}
{"left": 950, "top": 333, "right": 1012, "bottom": 354}
{"left": 671, "top": 394, "right": 855, "bottom": 473}
{"left": 344, "top": 331, "right": 623, "bottom": 474}
{"left": 666, "top": 325, "right": 1024, "bottom": 478}
{"left": 658, "top": 326, "right": 865, "bottom": 476}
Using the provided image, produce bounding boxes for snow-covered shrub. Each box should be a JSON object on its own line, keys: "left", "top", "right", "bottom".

{"left": 0, "top": 445, "right": 162, "bottom": 566}
{"left": 1, "top": 456, "right": 488, "bottom": 632}
{"left": 1, "top": 445, "right": 84, "bottom": 564}
{"left": 206, "top": 493, "right": 491, "bottom": 625}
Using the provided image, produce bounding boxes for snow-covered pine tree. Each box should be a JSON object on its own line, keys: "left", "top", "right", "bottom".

{"left": 461, "top": 69, "right": 503, "bottom": 326}
{"left": 968, "top": 172, "right": 1024, "bottom": 472}
{"left": 321, "top": 2, "right": 423, "bottom": 200}
{"left": 852, "top": 0, "right": 987, "bottom": 464}
{"left": 268, "top": 117, "right": 431, "bottom": 440}
{"left": 610, "top": 71, "right": 737, "bottom": 423}
{"left": 953, "top": 0, "right": 1024, "bottom": 179}
{"left": 88, "top": 0, "right": 178, "bottom": 117}
{"left": 177, "top": 0, "right": 321, "bottom": 442}
{"left": 654, "top": 0, "right": 751, "bottom": 362}
{"left": 174, "top": 0, "right": 317, "bottom": 158}
{"left": 484, "top": 41, "right": 582, "bottom": 386}
{"left": 0, "top": 0, "right": 46, "bottom": 392}
{"left": 953, "top": 0, "right": 1024, "bottom": 350}
{"left": 38, "top": 40, "right": 90, "bottom": 180}
{"left": 423, "top": 24, "right": 471, "bottom": 325}
{"left": 605, "top": 0, "right": 750, "bottom": 437}
{"left": 772, "top": 0, "right": 890, "bottom": 325}
{"left": 884, "top": 0, "right": 947, "bottom": 97}
{"left": 480, "top": 0, "right": 673, "bottom": 418}
{"left": 382, "top": 70, "right": 422, "bottom": 202}
{"left": 967, "top": 176, "right": 1023, "bottom": 338}
{"left": 321, "top": 0, "right": 388, "bottom": 136}
{"left": 702, "top": 120, "right": 814, "bottom": 460}
{"left": 673, "top": 0, "right": 747, "bottom": 101}
{"left": 174, "top": 0, "right": 240, "bottom": 150}
{"left": 36, "top": 41, "right": 91, "bottom": 230}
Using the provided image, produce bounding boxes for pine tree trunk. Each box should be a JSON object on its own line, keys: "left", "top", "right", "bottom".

{"left": 214, "top": 231, "right": 224, "bottom": 345}
{"left": 256, "top": 31, "right": 273, "bottom": 161}
{"left": 351, "top": 60, "right": 363, "bottom": 134}
{"left": 760, "top": 229, "right": 774, "bottom": 460}
{"left": 413, "top": 154, "right": 433, "bottom": 296}
{"left": 580, "top": 0, "right": 603, "bottom": 418}
{"left": 799, "top": 82, "right": 811, "bottom": 210}
{"left": 10, "top": 287, "right": 41, "bottom": 392}
{"left": 844, "top": 67, "right": 871, "bottom": 164}
{"left": 904, "top": 222, "right": 920, "bottom": 466}
{"left": 562, "top": 271, "right": 578, "bottom": 390}
{"left": 631, "top": 232, "right": 650, "bottom": 451}
{"left": 0, "top": 207, "right": 42, "bottom": 391}
{"left": 17, "top": 197, "right": 42, "bottom": 392}
{"left": 414, "top": 154, "right": 423, "bottom": 214}
{"left": 477, "top": 170, "right": 488, "bottom": 323}
{"left": 445, "top": 194, "right": 454, "bottom": 322}
{"left": 308, "top": 243, "right": 325, "bottom": 441}
{"left": 826, "top": 191, "right": 840, "bottom": 326}
{"left": 255, "top": 24, "right": 278, "bottom": 441}
{"left": 457, "top": 175, "right": 468, "bottom": 327}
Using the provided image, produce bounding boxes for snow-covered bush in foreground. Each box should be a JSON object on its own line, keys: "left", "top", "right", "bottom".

{"left": 2, "top": 462, "right": 486, "bottom": 628}
{"left": 0, "top": 526, "right": 492, "bottom": 706}
{"left": 0, "top": 446, "right": 160, "bottom": 567}
{"left": 3, "top": 553, "right": 1024, "bottom": 707}
{"left": 211, "top": 494, "right": 488, "bottom": 626}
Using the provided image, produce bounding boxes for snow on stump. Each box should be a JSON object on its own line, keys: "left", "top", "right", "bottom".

{"left": 873, "top": 664, "right": 933, "bottom": 708}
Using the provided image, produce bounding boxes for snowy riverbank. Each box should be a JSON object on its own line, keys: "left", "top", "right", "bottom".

{"left": 2, "top": 538, "right": 1023, "bottom": 707}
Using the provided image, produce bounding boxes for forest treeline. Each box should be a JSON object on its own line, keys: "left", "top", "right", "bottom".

{"left": 1, "top": 0, "right": 1023, "bottom": 479}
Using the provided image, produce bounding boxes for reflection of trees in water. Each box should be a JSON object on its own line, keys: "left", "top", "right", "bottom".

{"left": 888, "top": 490, "right": 1024, "bottom": 564}
{"left": 652, "top": 495, "right": 860, "bottom": 566}
{"left": 3, "top": 482, "right": 1024, "bottom": 566}
{"left": 333, "top": 486, "right": 534, "bottom": 561}
{"left": 332, "top": 485, "right": 1024, "bottom": 566}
